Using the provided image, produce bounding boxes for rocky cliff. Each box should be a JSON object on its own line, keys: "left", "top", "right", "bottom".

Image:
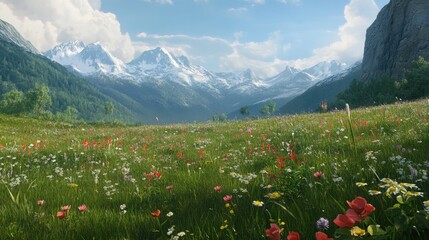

{"left": 361, "top": 0, "right": 429, "bottom": 82}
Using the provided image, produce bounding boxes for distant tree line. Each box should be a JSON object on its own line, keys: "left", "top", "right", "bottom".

{"left": 330, "top": 57, "right": 429, "bottom": 109}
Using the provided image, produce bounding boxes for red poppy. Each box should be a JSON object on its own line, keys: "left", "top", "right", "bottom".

{"left": 78, "top": 204, "right": 88, "bottom": 212}
{"left": 333, "top": 214, "right": 355, "bottom": 228}
{"left": 347, "top": 196, "right": 367, "bottom": 214}
{"left": 61, "top": 205, "right": 71, "bottom": 211}
{"left": 361, "top": 203, "right": 376, "bottom": 218}
{"left": 346, "top": 209, "right": 362, "bottom": 222}
{"left": 287, "top": 231, "right": 300, "bottom": 240}
{"left": 150, "top": 209, "right": 161, "bottom": 217}
{"left": 313, "top": 171, "right": 324, "bottom": 179}
{"left": 315, "top": 231, "right": 333, "bottom": 240}
{"left": 265, "top": 223, "right": 281, "bottom": 240}
{"left": 214, "top": 185, "right": 222, "bottom": 192}
{"left": 56, "top": 211, "right": 67, "bottom": 219}
{"left": 223, "top": 195, "right": 232, "bottom": 202}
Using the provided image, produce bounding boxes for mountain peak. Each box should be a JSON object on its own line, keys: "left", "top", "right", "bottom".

{"left": 44, "top": 40, "right": 85, "bottom": 60}
{"left": 0, "top": 19, "right": 39, "bottom": 54}
{"left": 130, "top": 47, "right": 180, "bottom": 68}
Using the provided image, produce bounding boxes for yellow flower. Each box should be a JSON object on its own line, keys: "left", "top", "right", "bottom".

{"left": 405, "top": 191, "right": 424, "bottom": 197}
{"left": 368, "top": 190, "right": 382, "bottom": 196}
{"left": 350, "top": 226, "right": 366, "bottom": 236}
{"left": 356, "top": 182, "right": 368, "bottom": 187}
{"left": 266, "top": 192, "right": 282, "bottom": 199}
{"left": 424, "top": 200, "right": 429, "bottom": 207}
{"left": 252, "top": 200, "right": 264, "bottom": 207}
{"left": 67, "top": 183, "right": 78, "bottom": 188}
{"left": 225, "top": 203, "right": 230, "bottom": 208}
{"left": 229, "top": 210, "right": 234, "bottom": 214}
{"left": 400, "top": 183, "right": 418, "bottom": 189}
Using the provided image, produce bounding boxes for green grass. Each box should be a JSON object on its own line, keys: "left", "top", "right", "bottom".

{"left": 0, "top": 100, "right": 428, "bottom": 239}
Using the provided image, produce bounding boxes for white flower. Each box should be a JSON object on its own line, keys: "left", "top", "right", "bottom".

{"left": 166, "top": 211, "right": 174, "bottom": 217}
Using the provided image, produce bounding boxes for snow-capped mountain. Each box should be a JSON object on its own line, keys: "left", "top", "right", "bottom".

{"left": 302, "top": 60, "right": 348, "bottom": 81}
{"left": 43, "top": 41, "right": 130, "bottom": 78}
{"left": 0, "top": 19, "right": 39, "bottom": 54}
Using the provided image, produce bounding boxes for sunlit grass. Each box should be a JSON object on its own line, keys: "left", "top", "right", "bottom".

{"left": 0, "top": 100, "right": 428, "bottom": 239}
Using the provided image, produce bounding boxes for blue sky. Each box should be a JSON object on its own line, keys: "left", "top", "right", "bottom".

{"left": 1, "top": 0, "right": 389, "bottom": 77}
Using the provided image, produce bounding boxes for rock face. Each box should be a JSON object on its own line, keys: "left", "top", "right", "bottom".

{"left": 361, "top": 0, "right": 429, "bottom": 82}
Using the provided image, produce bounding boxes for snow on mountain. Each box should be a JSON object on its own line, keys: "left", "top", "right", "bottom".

{"left": 302, "top": 60, "right": 348, "bottom": 81}
{"left": 44, "top": 41, "right": 131, "bottom": 78}
{"left": 0, "top": 19, "right": 39, "bottom": 54}
{"left": 313, "top": 61, "right": 361, "bottom": 87}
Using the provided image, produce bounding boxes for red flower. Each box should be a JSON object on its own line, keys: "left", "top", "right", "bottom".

{"left": 313, "top": 171, "right": 324, "bottom": 179}
{"left": 347, "top": 196, "right": 367, "bottom": 214}
{"left": 346, "top": 196, "right": 375, "bottom": 219}
{"left": 223, "top": 195, "right": 232, "bottom": 202}
{"left": 333, "top": 214, "right": 355, "bottom": 228}
{"left": 78, "top": 204, "right": 88, "bottom": 212}
{"left": 315, "top": 231, "right": 333, "bottom": 240}
{"left": 265, "top": 223, "right": 281, "bottom": 240}
{"left": 214, "top": 185, "right": 222, "bottom": 192}
{"left": 56, "top": 211, "right": 67, "bottom": 219}
{"left": 150, "top": 209, "right": 161, "bottom": 217}
{"left": 287, "top": 231, "right": 300, "bottom": 240}
{"left": 346, "top": 209, "right": 362, "bottom": 222}
{"left": 61, "top": 205, "right": 71, "bottom": 211}
{"left": 166, "top": 185, "right": 174, "bottom": 191}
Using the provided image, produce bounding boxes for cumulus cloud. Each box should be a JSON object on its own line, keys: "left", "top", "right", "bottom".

{"left": 291, "top": 0, "right": 379, "bottom": 68}
{"left": 0, "top": 0, "right": 135, "bottom": 61}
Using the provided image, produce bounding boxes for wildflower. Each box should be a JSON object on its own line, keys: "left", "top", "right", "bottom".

{"left": 214, "top": 185, "right": 222, "bottom": 192}
{"left": 167, "top": 225, "right": 175, "bottom": 235}
{"left": 166, "top": 185, "right": 174, "bottom": 191}
{"left": 166, "top": 211, "right": 174, "bottom": 217}
{"left": 355, "top": 182, "right": 368, "bottom": 187}
{"left": 313, "top": 171, "right": 324, "bottom": 179}
{"left": 316, "top": 217, "right": 329, "bottom": 230}
{"left": 229, "top": 209, "right": 234, "bottom": 214}
{"left": 61, "top": 205, "right": 71, "bottom": 211}
{"left": 223, "top": 195, "right": 232, "bottom": 202}
{"left": 150, "top": 209, "right": 161, "bottom": 217}
{"left": 333, "top": 214, "right": 355, "bottom": 228}
{"left": 405, "top": 191, "right": 424, "bottom": 197}
{"left": 120, "top": 204, "right": 126, "bottom": 210}
{"left": 67, "top": 183, "right": 78, "bottom": 188}
{"left": 78, "top": 204, "right": 88, "bottom": 212}
{"left": 220, "top": 220, "right": 228, "bottom": 230}
{"left": 37, "top": 200, "right": 46, "bottom": 206}
{"left": 423, "top": 200, "right": 429, "bottom": 207}
{"left": 266, "top": 192, "right": 282, "bottom": 199}
{"left": 287, "top": 231, "right": 300, "bottom": 240}
{"left": 177, "top": 232, "right": 186, "bottom": 237}
{"left": 252, "top": 200, "right": 264, "bottom": 207}
{"left": 347, "top": 197, "right": 375, "bottom": 218}
{"left": 265, "top": 223, "right": 281, "bottom": 240}
{"left": 315, "top": 232, "right": 333, "bottom": 240}
{"left": 56, "top": 211, "right": 67, "bottom": 219}
{"left": 350, "top": 226, "right": 366, "bottom": 236}
{"left": 368, "top": 190, "right": 382, "bottom": 195}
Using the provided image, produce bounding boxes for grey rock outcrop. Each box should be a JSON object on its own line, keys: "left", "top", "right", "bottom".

{"left": 361, "top": 0, "right": 429, "bottom": 82}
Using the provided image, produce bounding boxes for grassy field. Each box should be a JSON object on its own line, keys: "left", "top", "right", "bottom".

{"left": 0, "top": 100, "right": 428, "bottom": 239}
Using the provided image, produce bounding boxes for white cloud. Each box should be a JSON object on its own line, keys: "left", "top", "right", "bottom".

{"left": 290, "top": 0, "right": 379, "bottom": 68}
{"left": 246, "top": 0, "right": 265, "bottom": 4}
{"left": 0, "top": 0, "right": 135, "bottom": 61}
{"left": 144, "top": 0, "right": 173, "bottom": 4}
{"left": 227, "top": 7, "right": 248, "bottom": 15}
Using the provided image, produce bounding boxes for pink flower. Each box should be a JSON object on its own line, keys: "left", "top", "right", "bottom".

{"left": 265, "top": 223, "right": 281, "bottom": 240}
{"left": 166, "top": 185, "right": 174, "bottom": 191}
{"left": 313, "top": 171, "right": 324, "bottom": 179}
{"left": 78, "top": 204, "right": 88, "bottom": 212}
{"left": 214, "top": 185, "right": 222, "bottom": 192}
{"left": 56, "top": 211, "right": 67, "bottom": 219}
{"left": 61, "top": 205, "right": 71, "bottom": 211}
{"left": 223, "top": 195, "right": 232, "bottom": 202}
{"left": 287, "top": 231, "right": 300, "bottom": 240}
{"left": 37, "top": 200, "right": 46, "bottom": 206}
